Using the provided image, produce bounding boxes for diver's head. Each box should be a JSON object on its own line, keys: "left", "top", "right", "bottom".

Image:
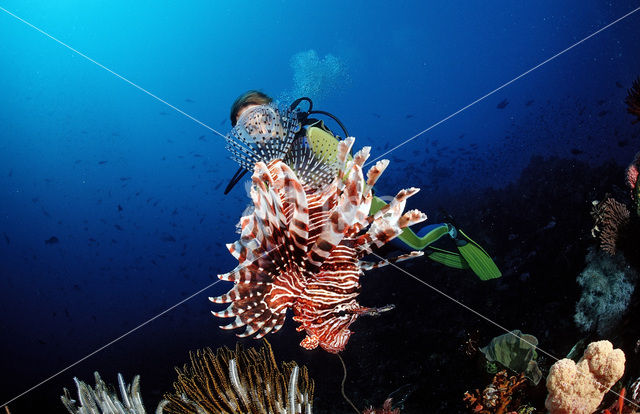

{"left": 230, "top": 90, "right": 273, "bottom": 127}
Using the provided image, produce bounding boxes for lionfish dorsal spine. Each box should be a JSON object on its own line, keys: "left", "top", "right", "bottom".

{"left": 364, "top": 159, "right": 389, "bottom": 194}
{"left": 276, "top": 163, "right": 310, "bottom": 253}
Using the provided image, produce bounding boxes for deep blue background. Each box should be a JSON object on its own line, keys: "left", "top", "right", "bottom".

{"left": 1, "top": 1, "right": 639, "bottom": 412}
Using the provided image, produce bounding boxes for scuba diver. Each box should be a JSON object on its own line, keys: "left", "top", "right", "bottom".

{"left": 223, "top": 90, "right": 501, "bottom": 281}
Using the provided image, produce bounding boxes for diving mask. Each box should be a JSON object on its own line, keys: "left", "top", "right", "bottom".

{"left": 225, "top": 104, "right": 301, "bottom": 171}
{"left": 233, "top": 104, "right": 294, "bottom": 145}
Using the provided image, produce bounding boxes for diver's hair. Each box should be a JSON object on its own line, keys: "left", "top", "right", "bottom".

{"left": 230, "top": 90, "right": 273, "bottom": 126}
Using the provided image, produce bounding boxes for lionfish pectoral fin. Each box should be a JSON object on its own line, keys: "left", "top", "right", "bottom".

{"left": 209, "top": 293, "right": 232, "bottom": 304}
{"left": 210, "top": 305, "right": 234, "bottom": 318}
{"left": 254, "top": 311, "right": 286, "bottom": 338}
{"left": 300, "top": 334, "right": 320, "bottom": 350}
{"left": 220, "top": 316, "right": 245, "bottom": 330}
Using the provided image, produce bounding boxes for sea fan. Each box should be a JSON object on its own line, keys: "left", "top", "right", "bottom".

{"left": 161, "top": 341, "right": 313, "bottom": 414}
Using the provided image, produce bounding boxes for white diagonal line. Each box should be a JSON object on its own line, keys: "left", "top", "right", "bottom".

{"left": 365, "top": 5, "right": 640, "bottom": 167}
{"left": 372, "top": 251, "right": 635, "bottom": 407}
{"left": 0, "top": 5, "right": 227, "bottom": 140}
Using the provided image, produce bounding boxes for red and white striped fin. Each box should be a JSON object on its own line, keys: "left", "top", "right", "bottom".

{"left": 398, "top": 209, "right": 428, "bottom": 229}
{"left": 278, "top": 163, "right": 310, "bottom": 253}
{"left": 336, "top": 137, "right": 355, "bottom": 183}
{"left": 363, "top": 159, "right": 389, "bottom": 194}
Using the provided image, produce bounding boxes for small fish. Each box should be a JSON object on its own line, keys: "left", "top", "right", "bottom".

{"left": 372, "top": 113, "right": 381, "bottom": 118}
{"left": 598, "top": 110, "right": 609, "bottom": 117}
{"left": 120, "top": 177, "right": 131, "bottom": 181}
{"left": 3, "top": 232, "right": 9, "bottom": 245}
{"left": 496, "top": 99, "right": 509, "bottom": 109}
{"left": 185, "top": 98, "right": 195, "bottom": 103}
{"left": 618, "top": 139, "right": 629, "bottom": 147}
{"left": 405, "top": 114, "right": 414, "bottom": 119}
{"left": 525, "top": 99, "right": 534, "bottom": 106}
{"left": 597, "top": 99, "right": 606, "bottom": 105}
{"left": 117, "top": 204, "right": 123, "bottom": 212}
{"left": 220, "top": 118, "right": 227, "bottom": 126}
{"left": 198, "top": 135, "right": 206, "bottom": 141}
{"left": 45, "top": 236, "right": 59, "bottom": 245}
{"left": 161, "top": 234, "right": 176, "bottom": 242}
{"left": 98, "top": 160, "right": 108, "bottom": 165}
{"left": 616, "top": 81, "right": 623, "bottom": 88}
{"left": 114, "top": 224, "right": 123, "bottom": 231}
{"left": 570, "top": 148, "right": 584, "bottom": 155}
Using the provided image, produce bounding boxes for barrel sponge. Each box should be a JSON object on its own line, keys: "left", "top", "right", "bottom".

{"left": 545, "top": 340, "right": 625, "bottom": 414}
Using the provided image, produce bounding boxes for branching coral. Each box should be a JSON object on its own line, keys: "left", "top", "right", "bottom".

{"left": 545, "top": 340, "right": 625, "bottom": 414}
{"left": 61, "top": 372, "right": 149, "bottom": 414}
{"left": 161, "top": 341, "right": 314, "bottom": 414}
{"left": 591, "top": 197, "right": 631, "bottom": 255}
{"left": 626, "top": 77, "right": 640, "bottom": 124}
{"left": 362, "top": 399, "right": 400, "bottom": 414}
{"left": 627, "top": 152, "right": 640, "bottom": 217}
{"left": 463, "top": 370, "right": 527, "bottom": 413}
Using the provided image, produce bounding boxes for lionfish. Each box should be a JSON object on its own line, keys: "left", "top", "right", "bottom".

{"left": 210, "top": 105, "right": 426, "bottom": 353}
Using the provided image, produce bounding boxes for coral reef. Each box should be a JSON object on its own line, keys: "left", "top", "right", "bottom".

{"left": 362, "top": 399, "right": 400, "bottom": 414}
{"left": 626, "top": 77, "right": 640, "bottom": 124}
{"left": 545, "top": 340, "right": 625, "bottom": 414}
{"left": 161, "top": 341, "right": 314, "bottom": 414}
{"left": 60, "top": 372, "right": 150, "bottom": 414}
{"left": 591, "top": 197, "right": 631, "bottom": 255}
{"left": 628, "top": 152, "right": 640, "bottom": 217}
{"left": 463, "top": 370, "right": 528, "bottom": 413}
{"left": 591, "top": 150, "right": 640, "bottom": 269}
{"left": 574, "top": 248, "right": 638, "bottom": 336}
{"left": 479, "top": 330, "right": 542, "bottom": 385}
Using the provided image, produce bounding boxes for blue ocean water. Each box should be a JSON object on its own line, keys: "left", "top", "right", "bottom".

{"left": 1, "top": 1, "right": 639, "bottom": 412}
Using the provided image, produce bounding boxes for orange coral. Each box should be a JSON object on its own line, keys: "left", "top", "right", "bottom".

{"left": 463, "top": 371, "right": 527, "bottom": 414}
{"left": 545, "top": 340, "right": 625, "bottom": 414}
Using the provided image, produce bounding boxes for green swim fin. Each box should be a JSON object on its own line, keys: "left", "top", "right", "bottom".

{"left": 425, "top": 246, "right": 470, "bottom": 270}
{"left": 455, "top": 229, "right": 502, "bottom": 280}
